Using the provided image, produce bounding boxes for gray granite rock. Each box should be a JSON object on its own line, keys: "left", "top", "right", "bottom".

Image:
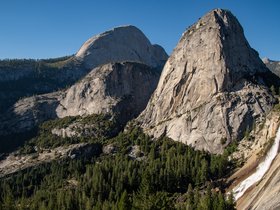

{"left": 75, "top": 25, "right": 168, "bottom": 69}
{"left": 263, "top": 57, "right": 280, "bottom": 78}
{"left": 137, "top": 9, "right": 275, "bottom": 154}
{"left": 56, "top": 62, "right": 160, "bottom": 125}
{"left": 0, "top": 62, "right": 160, "bottom": 136}
{"left": 0, "top": 25, "right": 167, "bottom": 138}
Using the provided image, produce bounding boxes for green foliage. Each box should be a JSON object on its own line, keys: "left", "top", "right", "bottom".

{"left": 274, "top": 103, "right": 280, "bottom": 112}
{"left": 0, "top": 127, "right": 235, "bottom": 209}
{"left": 256, "top": 70, "right": 280, "bottom": 97}
{"left": 244, "top": 126, "right": 250, "bottom": 140}
{"left": 224, "top": 141, "right": 238, "bottom": 156}
{"left": 270, "top": 85, "right": 276, "bottom": 95}
{"left": 19, "top": 114, "right": 119, "bottom": 154}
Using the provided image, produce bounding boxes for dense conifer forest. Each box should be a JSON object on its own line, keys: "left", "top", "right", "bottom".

{"left": 0, "top": 115, "right": 236, "bottom": 209}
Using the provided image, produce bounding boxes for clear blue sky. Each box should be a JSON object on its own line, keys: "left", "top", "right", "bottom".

{"left": 0, "top": 0, "right": 279, "bottom": 60}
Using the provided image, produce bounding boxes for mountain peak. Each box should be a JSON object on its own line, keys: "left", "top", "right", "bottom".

{"left": 210, "top": 8, "right": 233, "bottom": 16}
{"left": 75, "top": 25, "right": 168, "bottom": 69}
{"left": 137, "top": 9, "right": 275, "bottom": 153}
{"left": 262, "top": 57, "right": 273, "bottom": 64}
{"left": 203, "top": 8, "right": 237, "bottom": 22}
{"left": 109, "top": 25, "right": 141, "bottom": 32}
{"left": 186, "top": 8, "right": 240, "bottom": 31}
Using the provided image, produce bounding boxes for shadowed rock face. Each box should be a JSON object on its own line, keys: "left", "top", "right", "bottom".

{"left": 0, "top": 62, "right": 160, "bottom": 138}
{"left": 137, "top": 9, "right": 276, "bottom": 154}
{"left": 75, "top": 25, "right": 168, "bottom": 69}
{"left": 56, "top": 62, "right": 161, "bottom": 125}
{"left": 0, "top": 92, "right": 62, "bottom": 137}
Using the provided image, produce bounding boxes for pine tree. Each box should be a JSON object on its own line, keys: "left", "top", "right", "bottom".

{"left": 193, "top": 188, "right": 200, "bottom": 209}
{"left": 186, "top": 184, "right": 194, "bottom": 210}
{"left": 2, "top": 185, "right": 16, "bottom": 210}
{"left": 117, "top": 190, "right": 129, "bottom": 210}
{"left": 217, "top": 192, "right": 226, "bottom": 210}
{"left": 38, "top": 203, "right": 48, "bottom": 210}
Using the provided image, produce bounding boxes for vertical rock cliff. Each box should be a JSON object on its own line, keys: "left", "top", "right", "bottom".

{"left": 137, "top": 9, "right": 276, "bottom": 153}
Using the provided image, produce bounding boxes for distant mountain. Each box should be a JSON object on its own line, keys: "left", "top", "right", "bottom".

{"left": 0, "top": 26, "right": 167, "bottom": 153}
{"left": 75, "top": 25, "right": 167, "bottom": 69}
{"left": 263, "top": 57, "right": 280, "bottom": 77}
{"left": 0, "top": 25, "right": 167, "bottom": 115}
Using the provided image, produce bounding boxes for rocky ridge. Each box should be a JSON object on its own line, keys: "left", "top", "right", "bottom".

{"left": 0, "top": 143, "right": 101, "bottom": 178}
{"left": 0, "top": 25, "right": 167, "bottom": 115}
{"left": 137, "top": 9, "right": 276, "bottom": 153}
{"left": 0, "top": 62, "right": 160, "bottom": 138}
{"left": 0, "top": 25, "right": 167, "bottom": 147}
{"left": 56, "top": 62, "right": 160, "bottom": 124}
